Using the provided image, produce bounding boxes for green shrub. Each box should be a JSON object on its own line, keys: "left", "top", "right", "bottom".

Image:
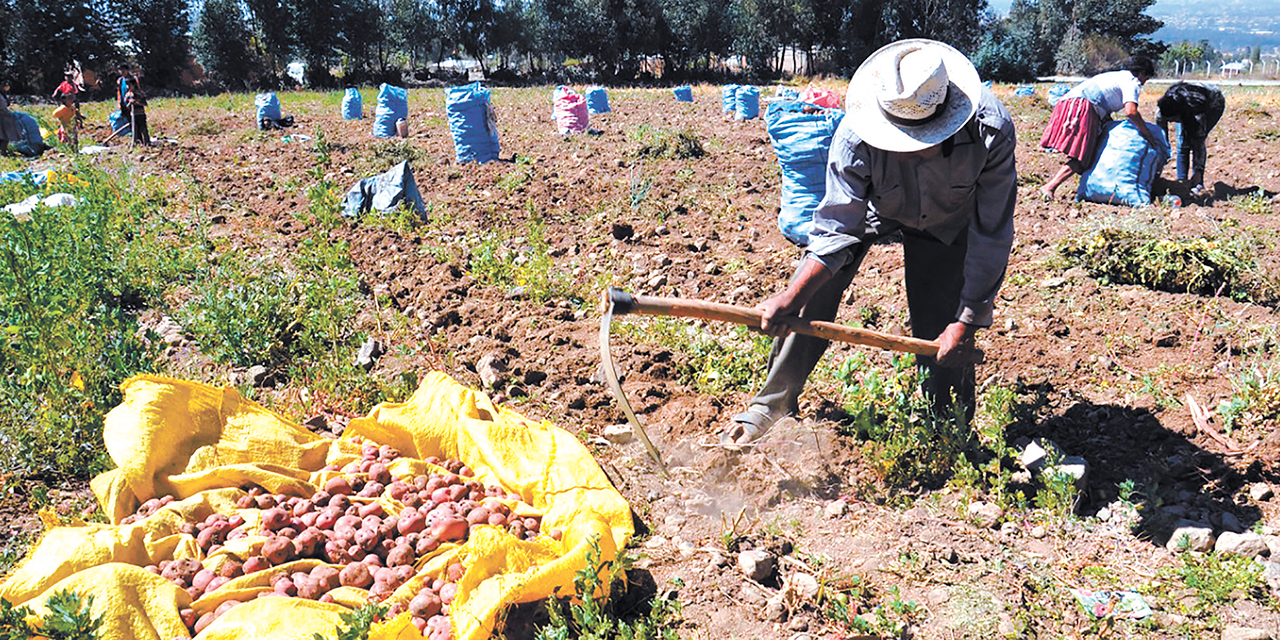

{"left": 630, "top": 125, "right": 705, "bottom": 160}
{"left": 1057, "top": 216, "right": 1274, "bottom": 303}
{"left": 0, "top": 163, "right": 197, "bottom": 481}
{"left": 1, "top": 590, "right": 103, "bottom": 640}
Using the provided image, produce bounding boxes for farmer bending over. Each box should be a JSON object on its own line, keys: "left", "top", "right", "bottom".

{"left": 1156, "top": 82, "right": 1225, "bottom": 195}
{"left": 721, "top": 39, "right": 1016, "bottom": 446}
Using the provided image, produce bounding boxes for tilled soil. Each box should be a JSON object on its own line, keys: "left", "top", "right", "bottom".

{"left": 6, "top": 82, "right": 1280, "bottom": 638}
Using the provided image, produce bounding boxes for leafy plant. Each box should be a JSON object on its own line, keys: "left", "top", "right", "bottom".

{"left": 534, "top": 537, "right": 682, "bottom": 640}
{"left": 1057, "top": 216, "right": 1273, "bottom": 302}
{"left": 630, "top": 125, "right": 705, "bottom": 160}
{"left": 1216, "top": 360, "right": 1280, "bottom": 433}
{"left": 1, "top": 590, "right": 103, "bottom": 640}
{"left": 1229, "top": 190, "right": 1273, "bottom": 216}
{"left": 820, "top": 576, "right": 922, "bottom": 638}
{"left": 832, "top": 353, "right": 975, "bottom": 489}
{"left": 1157, "top": 552, "right": 1267, "bottom": 608}
{"left": 497, "top": 154, "right": 535, "bottom": 192}
{"left": 313, "top": 603, "right": 388, "bottom": 640}
{"left": 613, "top": 318, "right": 771, "bottom": 395}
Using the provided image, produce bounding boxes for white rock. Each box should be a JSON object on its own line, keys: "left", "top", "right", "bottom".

{"left": 738, "top": 549, "right": 776, "bottom": 583}
{"left": 1018, "top": 438, "right": 1063, "bottom": 471}
{"left": 1250, "top": 483, "right": 1275, "bottom": 502}
{"left": 824, "top": 500, "right": 848, "bottom": 518}
{"left": 1043, "top": 455, "right": 1089, "bottom": 489}
{"left": 1215, "top": 531, "right": 1269, "bottom": 558}
{"left": 643, "top": 535, "right": 667, "bottom": 549}
{"left": 968, "top": 501, "right": 1004, "bottom": 529}
{"left": 763, "top": 594, "right": 787, "bottom": 621}
{"left": 789, "top": 573, "right": 820, "bottom": 601}
{"left": 1221, "top": 627, "right": 1272, "bottom": 640}
{"left": 602, "top": 423, "right": 635, "bottom": 444}
{"left": 1030, "top": 525, "right": 1047, "bottom": 538}
{"left": 1166, "top": 521, "right": 1215, "bottom": 553}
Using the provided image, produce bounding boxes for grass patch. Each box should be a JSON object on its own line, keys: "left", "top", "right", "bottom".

{"left": 1230, "top": 190, "right": 1273, "bottom": 215}
{"left": 1216, "top": 358, "right": 1280, "bottom": 433}
{"left": 614, "top": 318, "right": 772, "bottom": 395}
{"left": 1056, "top": 215, "right": 1276, "bottom": 303}
{"left": 630, "top": 124, "right": 705, "bottom": 160}
{"left": 1154, "top": 552, "right": 1268, "bottom": 611}
{"left": 0, "top": 163, "right": 200, "bottom": 482}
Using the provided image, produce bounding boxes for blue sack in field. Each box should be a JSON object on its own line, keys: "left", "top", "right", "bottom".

{"left": 765, "top": 101, "right": 844, "bottom": 245}
{"left": 373, "top": 83, "right": 407, "bottom": 137}
{"left": 586, "top": 86, "right": 610, "bottom": 114}
{"left": 734, "top": 86, "right": 760, "bottom": 121}
{"left": 1048, "top": 84, "right": 1071, "bottom": 105}
{"left": 1078, "top": 119, "right": 1170, "bottom": 206}
{"left": 673, "top": 86, "right": 692, "bottom": 102}
{"left": 255, "top": 92, "right": 281, "bottom": 124}
{"left": 446, "top": 82, "right": 500, "bottom": 163}
{"left": 342, "top": 160, "right": 427, "bottom": 219}
{"left": 109, "top": 110, "right": 131, "bottom": 135}
{"left": 721, "top": 85, "right": 739, "bottom": 113}
{"left": 342, "top": 88, "right": 363, "bottom": 120}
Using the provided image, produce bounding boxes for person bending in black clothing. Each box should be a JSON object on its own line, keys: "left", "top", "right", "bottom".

{"left": 1156, "top": 82, "right": 1225, "bottom": 194}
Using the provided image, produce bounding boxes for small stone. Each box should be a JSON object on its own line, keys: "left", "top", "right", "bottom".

{"left": 789, "top": 573, "right": 820, "bottom": 601}
{"left": 1215, "top": 531, "right": 1269, "bottom": 558}
{"left": 1043, "top": 455, "right": 1089, "bottom": 490}
{"left": 676, "top": 539, "right": 697, "bottom": 557}
{"left": 762, "top": 595, "right": 787, "bottom": 622}
{"left": 1030, "top": 525, "right": 1047, "bottom": 538}
{"left": 824, "top": 500, "right": 848, "bottom": 518}
{"left": 738, "top": 549, "right": 776, "bottom": 583}
{"left": 1261, "top": 560, "right": 1280, "bottom": 591}
{"left": 646, "top": 274, "right": 667, "bottom": 289}
{"left": 599, "top": 424, "right": 633, "bottom": 444}
{"left": 247, "top": 364, "right": 271, "bottom": 387}
{"left": 611, "top": 222, "right": 634, "bottom": 240}
{"left": 1166, "top": 520, "right": 1215, "bottom": 553}
{"left": 505, "top": 286, "right": 529, "bottom": 300}
{"left": 643, "top": 535, "right": 667, "bottom": 549}
{"left": 1018, "top": 438, "right": 1062, "bottom": 472}
{"left": 1250, "top": 483, "right": 1274, "bottom": 502}
{"left": 477, "top": 353, "right": 506, "bottom": 389}
{"left": 1221, "top": 627, "right": 1272, "bottom": 640}
{"left": 968, "top": 501, "right": 1004, "bottom": 529}
{"left": 1041, "top": 276, "right": 1067, "bottom": 288}
{"left": 1096, "top": 507, "right": 1112, "bottom": 522}
{"left": 926, "top": 588, "right": 950, "bottom": 606}
{"left": 997, "top": 617, "right": 1019, "bottom": 637}
{"left": 356, "top": 338, "right": 384, "bottom": 370}
{"left": 1000, "top": 522, "right": 1019, "bottom": 536}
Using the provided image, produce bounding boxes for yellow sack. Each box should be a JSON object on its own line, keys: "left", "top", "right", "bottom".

{"left": 0, "top": 372, "right": 634, "bottom": 640}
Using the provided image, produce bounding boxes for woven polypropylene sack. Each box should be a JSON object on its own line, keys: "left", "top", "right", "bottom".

{"left": 1078, "top": 119, "right": 1170, "bottom": 206}
{"left": 765, "top": 101, "right": 844, "bottom": 245}
{"left": 446, "top": 82, "right": 501, "bottom": 163}
{"left": 372, "top": 84, "right": 407, "bottom": 138}
{"left": 342, "top": 88, "right": 363, "bottom": 120}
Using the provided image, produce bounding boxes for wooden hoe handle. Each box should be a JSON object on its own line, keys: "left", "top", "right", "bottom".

{"left": 606, "top": 287, "right": 939, "bottom": 356}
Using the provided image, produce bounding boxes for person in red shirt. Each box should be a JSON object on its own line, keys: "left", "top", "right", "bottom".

{"left": 52, "top": 72, "right": 83, "bottom": 147}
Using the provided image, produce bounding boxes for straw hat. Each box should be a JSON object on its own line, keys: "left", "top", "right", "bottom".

{"left": 845, "top": 39, "right": 982, "bottom": 152}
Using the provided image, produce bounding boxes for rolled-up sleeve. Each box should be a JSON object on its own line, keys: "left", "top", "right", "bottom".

{"left": 958, "top": 113, "right": 1017, "bottom": 327}
{"left": 805, "top": 124, "right": 871, "bottom": 273}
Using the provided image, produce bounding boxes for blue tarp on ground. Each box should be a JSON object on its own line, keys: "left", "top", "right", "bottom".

{"left": 765, "top": 101, "right": 844, "bottom": 245}
{"left": 1048, "top": 84, "right": 1071, "bottom": 105}
{"left": 673, "top": 86, "right": 693, "bottom": 102}
{"left": 445, "top": 82, "right": 500, "bottom": 163}
{"left": 734, "top": 86, "right": 760, "bottom": 121}
{"left": 341, "top": 160, "right": 427, "bottom": 219}
{"left": 586, "top": 87, "right": 610, "bottom": 114}
{"left": 342, "top": 88, "right": 363, "bottom": 120}
{"left": 373, "top": 84, "right": 408, "bottom": 138}
{"left": 1078, "top": 119, "right": 1170, "bottom": 207}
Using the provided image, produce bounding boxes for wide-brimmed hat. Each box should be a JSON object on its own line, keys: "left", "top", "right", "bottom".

{"left": 845, "top": 39, "right": 982, "bottom": 152}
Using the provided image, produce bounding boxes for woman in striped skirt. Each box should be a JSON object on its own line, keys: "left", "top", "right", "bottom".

{"left": 1039, "top": 56, "right": 1161, "bottom": 200}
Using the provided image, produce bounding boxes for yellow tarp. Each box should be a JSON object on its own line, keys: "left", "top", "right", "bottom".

{"left": 0, "top": 372, "right": 634, "bottom": 640}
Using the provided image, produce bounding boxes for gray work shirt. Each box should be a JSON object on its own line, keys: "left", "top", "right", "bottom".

{"left": 805, "top": 86, "right": 1018, "bottom": 328}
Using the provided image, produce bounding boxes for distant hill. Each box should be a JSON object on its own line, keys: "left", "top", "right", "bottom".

{"left": 984, "top": 0, "right": 1280, "bottom": 53}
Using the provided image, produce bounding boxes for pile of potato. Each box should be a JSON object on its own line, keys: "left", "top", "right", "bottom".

{"left": 132, "top": 442, "right": 559, "bottom": 638}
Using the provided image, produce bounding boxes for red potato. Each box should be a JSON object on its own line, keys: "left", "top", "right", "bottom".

{"left": 412, "top": 616, "right": 428, "bottom": 632}
{"left": 276, "top": 527, "right": 298, "bottom": 540}
{"left": 369, "top": 580, "right": 395, "bottom": 601}
{"left": 459, "top": 466, "right": 474, "bottom": 477}
{"left": 442, "top": 473, "right": 461, "bottom": 486}
{"left": 323, "top": 540, "right": 348, "bottom": 564}
{"left": 295, "top": 574, "right": 323, "bottom": 600}
{"left": 193, "top": 612, "right": 215, "bottom": 634}
{"left": 235, "top": 494, "right": 255, "bottom": 509}
{"left": 274, "top": 578, "right": 297, "bottom": 596}
{"left": 413, "top": 475, "right": 430, "bottom": 491}
{"left": 430, "top": 487, "right": 451, "bottom": 505}
{"left": 292, "top": 500, "right": 314, "bottom": 517}
{"left": 378, "top": 445, "right": 399, "bottom": 460}
{"left": 431, "top": 518, "right": 468, "bottom": 543}
{"left": 335, "top": 514, "right": 363, "bottom": 531}
{"left": 353, "top": 527, "right": 380, "bottom": 553}
{"left": 379, "top": 516, "right": 400, "bottom": 538}
{"left": 145, "top": 565, "right": 161, "bottom": 575}
{"left": 178, "top": 522, "right": 196, "bottom": 535}
{"left": 300, "top": 511, "right": 320, "bottom": 528}
{"left": 255, "top": 494, "right": 278, "bottom": 509}
{"left": 487, "top": 513, "right": 507, "bottom": 527}
{"left": 398, "top": 511, "right": 426, "bottom": 535}
{"left": 361, "top": 553, "right": 383, "bottom": 567}
{"left": 415, "top": 535, "right": 440, "bottom": 556}
{"left": 368, "top": 463, "right": 392, "bottom": 485}
{"left": 466, "top": 507, "right": 492, "bottom": 525}
{"left": 341, "top": 461, "right": 361, "bottom": 474}
{"left": 339, "top": 562, "right": 373, "bottom": 588}
{"left": 214, "top": 600, "right": 241, "bottom": 617}
{"left": 362, "top": 443, "right": 379, "bottom": 459}
{"left": 361, "top": 514, "right": 383, "bottom": 530}
{"left": 549, "top": 528, "right": 563, "bottom": 541}
{"left": 447, "top": 562, "right": 466, "bottom": 582}
{"left": 185, "top": 585, "right": 202, "bottom": 600}
{"left": 373, "top": 566, "right": 394, "bottom": 584}
{"left": 227, "top": 514, "right": 245, "bottom": 529}
{"left": 192, "top": 569, "right": 216, "bottom": 591}
{"left": 358, "top": 482, "right": 385, "bottom": 498}
{"left": 248, "top": 486, "right": 265, "bottom": 497}
{"left": 262, "top": 536, "right": 297, "bottom": 565}
{"left": 179, "top": 608, "right": 198, "bottom": 628}
{"left": 386, "top": 544, "right": 414, "bottom": 567}
{"left": 261, "top": 507, "right": 290, "bottom": 531}
{"left": 319, "top": 593, "right": 336, "bottom": 603}
{"left": 315, "top": 506, "right": 342, "bottom": 530}
{"left": 523, "top": 518, "right": 541, "bottom": 533}
{"left": 329, "top": 494, "right": 352, "bottom": 510}
{"left": 410, "top": 591, "right": 443, "bottom": 618}
{"left": 386, "top": 481, "right": 410, "bottom": 501}
{"left": 309, "top": 490, "right": 332, "bottom": 506}
{"left": 205, "top": 575, "right": 230, "bottom": 593}
{"left": 358, "top": 502, "right": 385, "bottom": 519}
{"left": 325, "top": 477, "right": 353, "bottom": 495}
{"left": 294, "top": 528, "right": 323, "bottom": 557}
{"left": 311, "top": 566, "right": 341, "bottom": 591}
{"left": 242, "top": 556, "right": 269, "bottom": 574}
{"left": 440, "top": 582, "right": 458, "bottom": 604}
{"left": 196, "top": 527, "right": 221, "bottom": 551}
{"left": 431, "top": 578, "right": 445, "bottom": 591}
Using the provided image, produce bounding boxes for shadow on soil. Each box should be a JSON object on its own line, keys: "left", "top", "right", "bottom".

{"left": 1004, "top": 381, "right": 1276, "bottom": 546}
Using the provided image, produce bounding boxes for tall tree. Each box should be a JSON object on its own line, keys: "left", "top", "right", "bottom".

{"left": 192, "top": 0, "right": 259, "bottom": 89}
{"left": 293, "top": 0, "right": 344, "bottom": 86}
{"left": 111, "top": 0, "right": 191, "bottom": 87}
{"left": 244, "top": 0, "right": 295, "bottom": 86}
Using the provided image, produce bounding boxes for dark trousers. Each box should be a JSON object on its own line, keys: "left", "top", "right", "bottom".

{"left": 749, "top": 225, "right": 976, "bottom": 422}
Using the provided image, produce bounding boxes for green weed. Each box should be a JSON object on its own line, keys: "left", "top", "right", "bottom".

{"left": 497, "top": 154, "right": 535, "bottom": 193}
{"left": 1216, "top": 359, "right": 1280, "bottom": 433}
{"left": 630, "top": 125, "right": 705, "bottom": 160}
{"left": 313, "top": 602, "right": 387, "bottom": 640}
{"left": 534, "top": 537, "right": 683, "bottom": 640}
{"left": 1156, "top": 552, "right": 1267, "bottom": 609}
{"left": 1229, "top": 190, "right": 1273, "bottom": 216}
{"left": 464, "top": 210, "right": 580, "bottom": 303}
{"left": 821, "top": 576, "right": 922, "bottom": 638}
{"left": 614, "top": 318, "right": 772, "bottom": 395}
{"left": 1, "top": 590, "right": 103, "bottom": 640}
{"left": 0, "top": 163, "right": 198, "bottom": 481}
{"left": 184, "top": 117, "right": 222, "bottom": 137}
{"left": 832, "top": 353, "right": 974, "bottom": 489}
{"left": 1057, "top": 215, "right": 1274, "bottom": 303}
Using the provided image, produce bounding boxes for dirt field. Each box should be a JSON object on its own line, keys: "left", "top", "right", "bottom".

{"left": 8, "top": 80, "right": 1280, "bottom": 638}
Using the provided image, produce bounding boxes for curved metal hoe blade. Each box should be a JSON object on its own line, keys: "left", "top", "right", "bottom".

{"left": 599, "top": 291, "right": 669, "bottom": 478}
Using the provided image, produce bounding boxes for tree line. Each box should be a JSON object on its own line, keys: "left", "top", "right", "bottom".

{"left": 0, "top": 0, "right": 1175, "bottom": 95}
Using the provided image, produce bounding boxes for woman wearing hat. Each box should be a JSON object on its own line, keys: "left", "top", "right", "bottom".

{"left": 720, "top": 39, "right": 1017, "bottom": 446}
{"left": 1038, "top": 56, "right": 1161, "bottom": 200}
